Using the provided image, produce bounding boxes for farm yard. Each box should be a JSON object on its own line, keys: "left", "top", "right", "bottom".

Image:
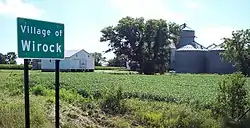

{"left": 1, "top": 68, "right": 250, "bottom": 128}
{"left": 1, "top": 7, "right": 250, "bottom": 128}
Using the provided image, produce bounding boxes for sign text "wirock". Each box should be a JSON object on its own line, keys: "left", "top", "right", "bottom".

{"left": 17, "top": 17, "right": 64, "bottom": 59}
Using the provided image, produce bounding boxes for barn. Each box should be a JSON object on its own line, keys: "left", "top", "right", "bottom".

{"left": 41, "top": 49, "right": 94, "bottom": 72}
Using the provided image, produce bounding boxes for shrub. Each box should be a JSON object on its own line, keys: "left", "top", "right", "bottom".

{"left": 31, "top": 85, "right": 47, "bottom": 96}
{"left": 77, "top": 88, "right": 89, "bottom": 98}
{"left": 92, "top": 90, "right": 103, "bottom": 99}
{"left": 60, "top": 88, "right": 87, "bottom": 104}
{"left": 214, "top": 72, "right": 249, "bottom": 127}
{"left": 101, "top": 87, "right": 127, "bottom": 115}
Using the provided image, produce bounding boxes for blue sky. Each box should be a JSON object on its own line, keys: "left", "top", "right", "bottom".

{"left": 0, "top": 0, "right": 250, "bottom": 64}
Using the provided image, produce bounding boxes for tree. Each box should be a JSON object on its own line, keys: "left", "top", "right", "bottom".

{"left": 100, "top": 16, "right": 181, "bottom": 74}
{"left": 5, "top": 52, "right": 17, "bottom": 64}
{"left": 215, "top": 72, "right": 249, "bottom": 127}
{"left": 221, "top": 29, "right": 250, "bottom": 76}
{"left": 107, "top": 55, "right": 127, "bottom": 67}
{"left": 90, "top": 52, "right": 106, "bottom": 66}
{"left": 0, "top": 53, "right": 6, "bottom": 64}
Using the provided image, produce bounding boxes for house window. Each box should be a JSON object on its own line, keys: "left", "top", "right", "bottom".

{"left": 76, "top": 55, "right": 78, "bottom": 57}
{"left": 49, "top": 60, "right": 51, "bottom": 62}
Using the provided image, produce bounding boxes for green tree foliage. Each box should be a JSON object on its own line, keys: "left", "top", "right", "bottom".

{"left": 0, "top": 52, "right": 17, "bottom": 64}
{"left": 221, "top": 29, "right": 250, "bottom": 76}
{"left": 215, "top": 72, "right": 249, "bottom": 127}
{"left": 0, "top": 53, "right": 6, "bottom": 64}
{"left": 107, "top": 55, "right": 126, "bottom": 67}
{"left": 100, "top": 16, "right": 180, "bottom": 74}
{"left": 90, "top": 52, "right": 106, "bottom": 66}
{"left": 6, "top": 52, "right": 17, "bottom": 64}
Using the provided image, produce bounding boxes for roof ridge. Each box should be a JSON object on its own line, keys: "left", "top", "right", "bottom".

{"left": 64, "top": 49, "right": 87, "bottom": 57}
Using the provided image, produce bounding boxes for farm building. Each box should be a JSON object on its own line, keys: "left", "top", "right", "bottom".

{"left": 31, "top": 59, "right": 41, "bottom": 70}
{"left": 124, "top": 29, "right": 237, "bottom": 74}
{"left": 170, "top": 29, "right": 237, "bottom": 74}
{"left": 174, "top": 44, "right": 207, "bottom": 73}
{"left": 206, "top": 45, "right": 236, "bottom": 74}
{"left": 168, "top": 42, "right": 176, "bottom": 70}
{"left": 41, "top": 49, "right": 94, "bottom": 72}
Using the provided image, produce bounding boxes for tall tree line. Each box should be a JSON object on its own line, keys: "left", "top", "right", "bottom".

{"left": 100, "top": 16, "right": 182, "bottom": 75}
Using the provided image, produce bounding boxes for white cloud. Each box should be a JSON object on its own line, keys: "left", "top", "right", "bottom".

{"left": 108, "top": 0, "right": 187, "bottom": 23}
{"left": 0, "top": 0, "right": 44, "bottom": 18}
{"left": 195, "top": 26, "right": 235, "bottom": 47}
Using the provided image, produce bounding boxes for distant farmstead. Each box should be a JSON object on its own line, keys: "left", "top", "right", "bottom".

{"left": 126, "top": 29, "right": 237, "bottom": 74}
{"left": 40, "top": 49, "right": 94, "bottom": 72}
{"left": 169, "top": 29, "right": 236, "bottom": 74}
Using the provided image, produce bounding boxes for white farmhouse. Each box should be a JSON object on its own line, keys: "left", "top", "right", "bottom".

{"left": 41, "top": 49, "right": 94, "bottom": 72}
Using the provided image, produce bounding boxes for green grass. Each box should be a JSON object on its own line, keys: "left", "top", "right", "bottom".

{"left": 124, "top": 99, "right": 222, "bottom": 128}
{"left": 0, "top": 95, "right": 51, "bottom": 128}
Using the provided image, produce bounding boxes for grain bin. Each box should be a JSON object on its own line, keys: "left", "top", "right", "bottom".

{"left": 174, "top": 45, "right": 207, "bottom": 73}
{"left": 206, "top": 47, "right": 236, "bottom": 74}
{"left": 169, "top": 42, "right": 176, "bottom": 70}
{"left": 178, "top": 30, "right": 195, "bottom": 48}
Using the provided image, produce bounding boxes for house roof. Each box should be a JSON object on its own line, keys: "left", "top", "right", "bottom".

{"left": 65, "top": 49, "right": 90, "bottom": 58}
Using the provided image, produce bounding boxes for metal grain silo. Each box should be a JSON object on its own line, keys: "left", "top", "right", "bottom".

{"left": 174, "top": 45, "right": 207, "bottom": 73}
{"left": 178, "top": 30, "right": 195, "bottom": 48}
{"left": 169, "top": 42, "right": 176, "bottom": 70}
{"left": 206, "top": 46, "right": 236, "bottom": 74}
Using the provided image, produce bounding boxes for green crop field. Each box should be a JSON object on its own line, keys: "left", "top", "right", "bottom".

{"left": 1, "top": 70, "right": 250, "bottom": 127}
{"left": 1, "top": 70, "right": 249, "bottom": 106}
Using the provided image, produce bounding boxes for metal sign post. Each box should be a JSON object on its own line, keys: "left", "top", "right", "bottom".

{"left": 24, "top": 59, "right": 30, "bottom": 128}
{"left": 55, "top": 60, "right": 60, "bottom": 128}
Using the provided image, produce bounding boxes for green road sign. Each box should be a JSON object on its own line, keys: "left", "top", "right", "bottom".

{"left": 17, "top": 17, "right": 64, "bottom": 59}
